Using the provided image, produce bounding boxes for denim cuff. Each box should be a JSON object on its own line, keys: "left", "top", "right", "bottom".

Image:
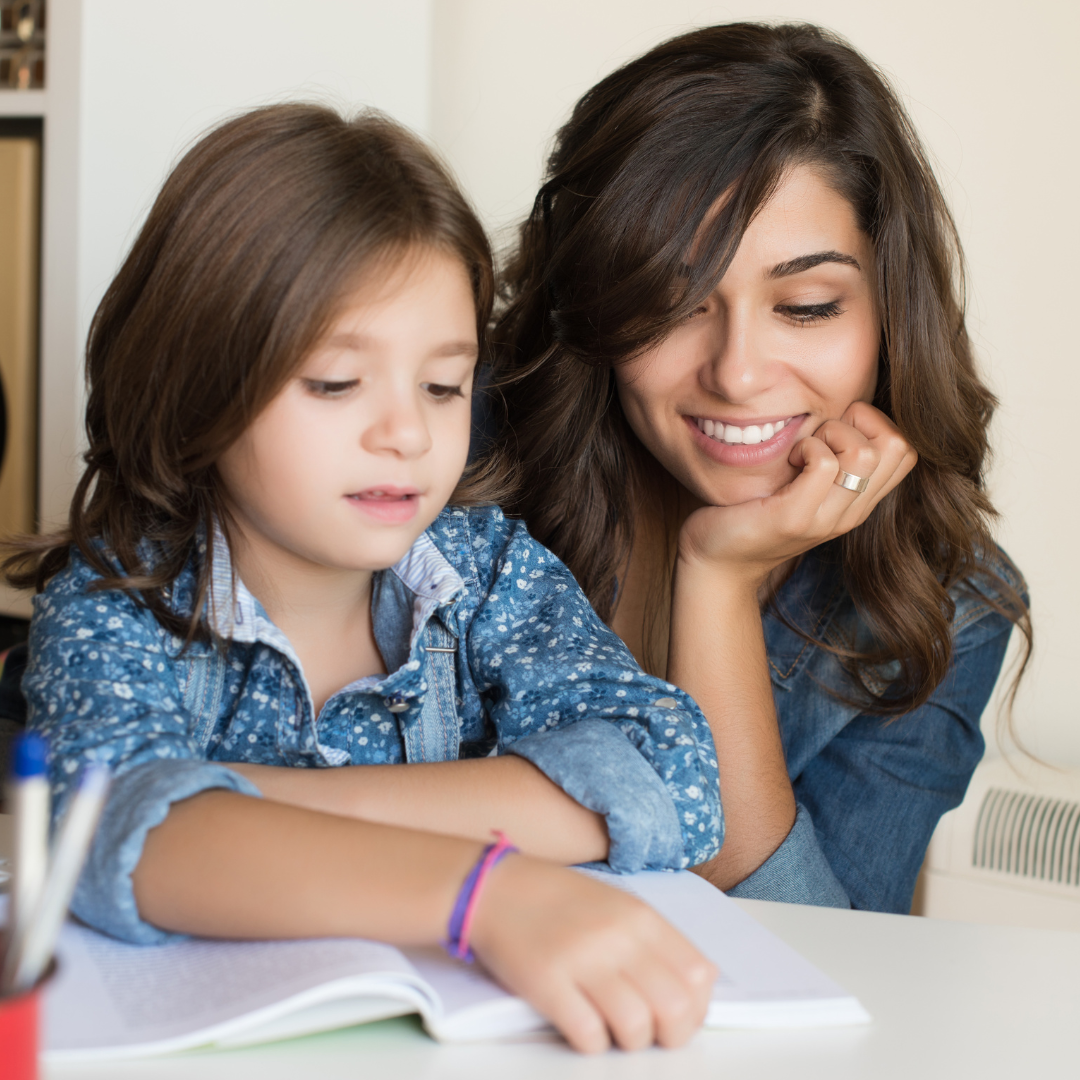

{"left": 507, "top": 720, "right": 686, "bottom": 872}
{"left": 73, "top": 759, "right": 262, "bottom": 943}
{"left": 725, "top": 803, "right": 851, "bottom": 908}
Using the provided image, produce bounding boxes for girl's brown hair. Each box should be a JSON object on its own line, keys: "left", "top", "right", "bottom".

{"left": 493, "top": 22, "right": 1029, "bottom": 714}
{"left": 4, "top": 103, "right": 496, "bottom": 640}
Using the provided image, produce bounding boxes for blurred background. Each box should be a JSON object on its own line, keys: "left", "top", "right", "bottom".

{"left": 0, "top": 0, "right": 1077, "bottom": 923}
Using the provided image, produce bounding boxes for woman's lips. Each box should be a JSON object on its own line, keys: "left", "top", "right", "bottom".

{"left": 345, "top": 487, "right": 421, "bottom": 524}
{"left": 684, "top": 413, "right": 809, "bottom": 466}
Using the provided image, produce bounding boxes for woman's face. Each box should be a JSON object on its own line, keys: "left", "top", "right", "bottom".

{"left": 614, "top": 165, "right": 880, "bottom": 507}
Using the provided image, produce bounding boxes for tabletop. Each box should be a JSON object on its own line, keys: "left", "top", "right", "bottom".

{"left": 41, "top": 896, "right": 1079, "bottom": 1080}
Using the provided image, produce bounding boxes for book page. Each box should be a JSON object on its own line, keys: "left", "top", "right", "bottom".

{"left": 44, "top": 921, "right": 433, "bottom": 1059}
{"left": 420, "top": 870, "right": 869, "bottom": 1041}
{"left": 590, "top": 870, "right": 870, "bottom": 1027}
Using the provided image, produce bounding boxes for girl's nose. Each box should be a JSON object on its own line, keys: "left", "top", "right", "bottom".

{"left": 699, "top": 304, "right": 774, "bottom": 404}
{"left": 361, "top": 389, "right": 432, "bottom": 458}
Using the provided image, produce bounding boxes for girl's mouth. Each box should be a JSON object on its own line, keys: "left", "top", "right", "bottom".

{"left": 684, "top": 413, "right": 809, "bottom": 466}
{"left": 345, "top": 486, "right": 421, "bottom": 524}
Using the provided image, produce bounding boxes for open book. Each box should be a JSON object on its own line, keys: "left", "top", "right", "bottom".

{"left": 42, "top": 870, "right": 870, "bottom": 1061}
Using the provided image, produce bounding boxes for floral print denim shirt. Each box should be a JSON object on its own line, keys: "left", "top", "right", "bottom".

{"left": 24, "top": 505, "right": 722, "bottom": 944}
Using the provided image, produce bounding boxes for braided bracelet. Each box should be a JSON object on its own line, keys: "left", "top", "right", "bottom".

{"left": 444, "top": 830, "right": 518, "bottom": 963}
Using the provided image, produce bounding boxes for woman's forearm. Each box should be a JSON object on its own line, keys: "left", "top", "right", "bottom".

{"left": 666, "top": 557, "right": 796, "bottom": 890}
{"left": 226, "top": 755, "right": 609, "bottom": 864}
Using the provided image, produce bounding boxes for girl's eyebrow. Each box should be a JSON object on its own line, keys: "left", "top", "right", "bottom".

{"left": 321, "top": 333, "right": 478, "bottom": 359}
{"left": 767, "top": 251, "right": 861, "bottom": 279}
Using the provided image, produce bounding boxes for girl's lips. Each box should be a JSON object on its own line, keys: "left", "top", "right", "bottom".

{"left": 345, "top": 487, "right": 421, "bottom": 524}
{"left": 684, "top": 413, "right": 809, "bottom": 466}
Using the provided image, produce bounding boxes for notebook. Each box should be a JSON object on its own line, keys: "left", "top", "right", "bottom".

{"left": 42, "top": 869, "right": 870, "bottom": 1061}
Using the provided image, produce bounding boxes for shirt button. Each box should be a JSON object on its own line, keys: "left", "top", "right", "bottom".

{"left": 384, "top": 693, "right": 409, "bottom": 713}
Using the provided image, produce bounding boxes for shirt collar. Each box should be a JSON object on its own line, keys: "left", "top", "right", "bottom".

{"left": 205, "top": 525, "right": 464, "bottom": 645}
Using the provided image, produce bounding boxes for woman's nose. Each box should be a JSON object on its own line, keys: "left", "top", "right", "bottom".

{"left": 361, "top": 388, "right": 432, "bottom": 458}
{"left": 699, "top": 305, "right": 774, "bottom": 404}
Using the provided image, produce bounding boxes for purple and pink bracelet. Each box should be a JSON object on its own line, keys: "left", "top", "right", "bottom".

{"left": 444, "top": 830, "right": 518, "bottom": 963}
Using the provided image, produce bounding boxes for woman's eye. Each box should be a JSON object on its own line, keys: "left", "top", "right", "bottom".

{"left": 776, "top": 301, "right": 844, "bottom": 325}
{"left": 303, "top": 378, "right": 358, "bottom": 398}
{"left": 423, "top": 383, "right": 464, "bottom": 402}
{"left": 685, "top": 305, "right": 708, "bottom": 321}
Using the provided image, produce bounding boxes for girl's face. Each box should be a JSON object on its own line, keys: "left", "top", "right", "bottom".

{"left": 217, "top": 247, "right": 477, "bottom": 575}
{"left": 614, "top": 166, "right": 880, "bottom": 507}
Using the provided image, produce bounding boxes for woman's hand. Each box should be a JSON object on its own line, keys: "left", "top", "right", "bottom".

{"left": 471, "top": 857, "right": 716, "bottom": 1053}
{"left": 678, "top": 402, "right": 917, "bottom": 588}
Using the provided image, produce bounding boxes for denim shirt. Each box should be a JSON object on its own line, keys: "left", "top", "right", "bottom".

{"left": 728, "top": 545, "right": 1019, "bottom": 914}
{"left": 24, "top": 505, "right": 721, "bottom": 944}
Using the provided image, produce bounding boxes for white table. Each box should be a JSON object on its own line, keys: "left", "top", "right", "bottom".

{"left": 43, "top": 899, "right": 1079, "bottom": 1080}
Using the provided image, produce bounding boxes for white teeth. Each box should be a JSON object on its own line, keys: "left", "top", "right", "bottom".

{"left": 696, "top": 417, "right": 792, "bottom": 446}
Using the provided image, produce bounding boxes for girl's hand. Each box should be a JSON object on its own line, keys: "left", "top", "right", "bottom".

{"left": 679, "top": 402, "right": 917, "bottom": 589}
{"left": 470, "top": 856, "right": 716, "bottom": 1053}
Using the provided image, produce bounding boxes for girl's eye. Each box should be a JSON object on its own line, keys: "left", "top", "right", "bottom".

{"left": 685, "top": 305, "right": 708, "bottom": 321}
{"left": 776, "top": 300, "right": 844, "bottom": 325}
{"left": 423, "top": 383, "right": 464, "bottom": 402}
{"left": 303, "top": 378, "right": 358, "bottom": 398}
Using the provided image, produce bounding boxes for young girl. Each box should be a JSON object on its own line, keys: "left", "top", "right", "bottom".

{"left": 4, "top": 104, "right": 721, "bottom": 1053}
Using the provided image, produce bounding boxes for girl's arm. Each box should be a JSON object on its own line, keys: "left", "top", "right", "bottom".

{"left": 673, "top": 405, "right": 916, "bottom": 890}
{"left": 227, "top": 755, "right": 610, "bottom": 864}
{"left": 134, "top": 789, "right": 716, "bottom": 1053}
{"left": 231, "top": 506, "right": 722, "bottom": 874}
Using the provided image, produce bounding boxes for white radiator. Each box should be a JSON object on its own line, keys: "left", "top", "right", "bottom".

{"left": 920, "top": 759, "right": 1080, "bottom": 931}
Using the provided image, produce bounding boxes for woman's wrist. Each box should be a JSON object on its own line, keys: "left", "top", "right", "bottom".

{"left": 672, "top": 548, "right": 767, "bottom": 607}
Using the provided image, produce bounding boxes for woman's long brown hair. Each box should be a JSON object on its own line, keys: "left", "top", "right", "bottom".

{"left": 3, "top": 103, "right": 498, "bottom": 641}
{"left": 493, "top": 22, "right": 1030, "bottom": 716}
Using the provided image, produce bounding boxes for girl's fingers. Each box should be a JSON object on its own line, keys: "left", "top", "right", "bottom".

{"left": 623, "top": 951, "right": 714, "bottom": 1048}
{"left": 581, "top": 971, "right": 656, "bottom": 1051}
{"left": 533, "top": 978, "right": 612, "bottom": 1054}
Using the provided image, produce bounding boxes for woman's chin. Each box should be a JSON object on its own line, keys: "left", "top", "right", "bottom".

{"left": 695, "top": 472, "right": 791, "bottom": 507}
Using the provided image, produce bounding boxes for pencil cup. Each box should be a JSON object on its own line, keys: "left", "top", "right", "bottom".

{"left": 0, "top": 960, "right": 55, "bottom": 1080}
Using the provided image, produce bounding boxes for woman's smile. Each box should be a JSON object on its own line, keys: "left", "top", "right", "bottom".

{"left": 685, "top": 412, "right": 808, "bottom": 467}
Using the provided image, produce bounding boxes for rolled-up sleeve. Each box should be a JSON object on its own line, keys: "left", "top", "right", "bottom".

{"left": 509, "top": 720, "right": 685, "bottom": 871}
{"left": 75, "top": 759, "right": 261, "bottom": 943}
{"left": 23, "top": 569, "right": 261, "bottom": 943}
{"left": 725, "top": 803, "right": 849, "bottom": 907}
{"left": 456, "top": 509, "right": 723, "bottom": 870}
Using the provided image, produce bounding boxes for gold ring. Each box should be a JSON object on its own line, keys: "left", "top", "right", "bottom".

{"left": 835, "top": 471, "right": 869, "bottom": 494}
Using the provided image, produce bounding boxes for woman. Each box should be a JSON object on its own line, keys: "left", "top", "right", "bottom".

{"left": 492, "top": 22, "right": 1030, "bottom": 913}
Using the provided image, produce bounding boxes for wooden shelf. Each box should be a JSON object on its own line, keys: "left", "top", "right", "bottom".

{"left": 0, "top": 90, "right": 45, "bottom": 117}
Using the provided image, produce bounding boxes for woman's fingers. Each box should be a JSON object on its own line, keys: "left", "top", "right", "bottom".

{"left": 815, "top": 417, "right": 881, "bottom": 482}
{"left": 679, "top": 402, "right": 918, "bottom": 577}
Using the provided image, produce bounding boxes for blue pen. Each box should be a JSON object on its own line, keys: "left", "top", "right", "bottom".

{"left": 3, "top": 733, "right": 51, "bottom": 991}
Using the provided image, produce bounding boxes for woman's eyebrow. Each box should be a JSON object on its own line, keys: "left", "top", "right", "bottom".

{"left": 768, "top": 251, "right": 861, "bottom": 278}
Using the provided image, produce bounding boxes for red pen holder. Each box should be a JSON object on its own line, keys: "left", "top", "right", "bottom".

{"left": 0, "top": 961, "right": 56, "bottom": 1080}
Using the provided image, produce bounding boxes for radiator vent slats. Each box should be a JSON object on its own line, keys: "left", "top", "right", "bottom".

{"left": 973, "top": 787, "right": 1080, "bottom": 886}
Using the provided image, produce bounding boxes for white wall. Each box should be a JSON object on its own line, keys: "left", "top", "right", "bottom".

{"left": 38, "top": 0, "right": 432, "bottom": 532}
{"left": 429, "top": 0, "right": 1080, "bottom": 764}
